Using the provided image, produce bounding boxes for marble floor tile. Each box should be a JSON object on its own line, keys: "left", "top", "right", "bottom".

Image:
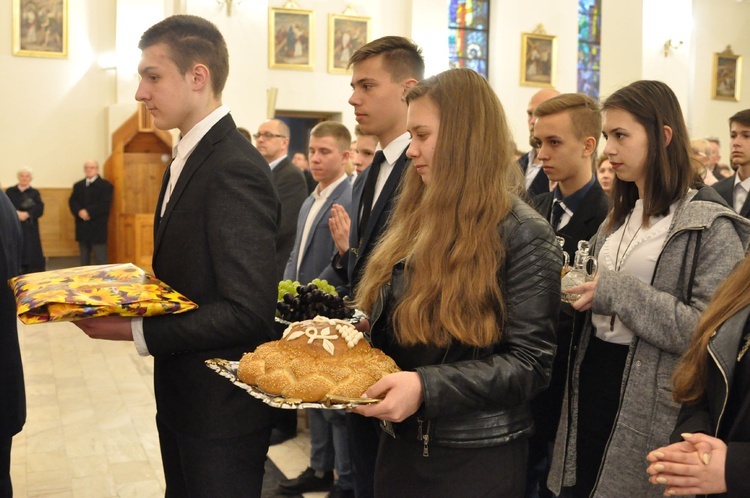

{"left": 11, "top": 313, "right": 319, "bottom": 497}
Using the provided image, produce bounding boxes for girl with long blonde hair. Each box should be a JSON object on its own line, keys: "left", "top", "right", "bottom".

{"left": 352, "top": 68, "right": 561, "bottom": 497}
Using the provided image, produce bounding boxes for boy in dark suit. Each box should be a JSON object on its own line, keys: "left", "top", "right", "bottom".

{"left": 327, "top": 36, "right": 424, "bottom": 498}
{"left": 712, "top": 109, "right": 750, "bottom": 218}
{"left": 0, "top": 191, "right": 24, "bottom": 498}
{"left": 68, "top": 160, "right": 114, "bottom": 265}
{"left": 527, "top": 93, "right": 609, "bottom": 498}
{"left": 76, "top": 15, "right": 280, "bottom": 498}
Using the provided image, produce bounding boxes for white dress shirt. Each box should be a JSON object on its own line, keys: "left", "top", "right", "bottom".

{"left": 524, "top": 148, "right": 543, "bottom": 191}
{"left": 132, "top": 105, "right": 231, "bottom": 356}
{"left": 371, "top": 132, "right": 410, "bottom": 209}
{"left": 592, "top": 199, "right": 675, "bottom": 344}
{"left": 733, "top": 172, "right": 750, "bottom": 213}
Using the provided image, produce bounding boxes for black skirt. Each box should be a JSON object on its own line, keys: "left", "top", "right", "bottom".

{"left": 564, "top": 335, "right": 628, "bottom": 498}
{"left": 374, "top": 430, "right": 528, "bottom": 498}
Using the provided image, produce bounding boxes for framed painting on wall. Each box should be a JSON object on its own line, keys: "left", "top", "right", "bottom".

{"left": 328, "top": 14, "right": 370, "bottom": 74}
{"left": 12, "top": 0, "right": 68, "bottom": 58}
{"left": 269, "top": 6, "right": 314, "bottom": 71}
{"left": 712, "top": 46, "right": 742, "bottom": 102}
{"left": 520, "top": 26, "right": 556, "bottom": 88}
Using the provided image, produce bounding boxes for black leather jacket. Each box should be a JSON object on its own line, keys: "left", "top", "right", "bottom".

{"left": 369, "top": 197, "right": 561, "bottom": 451}
{"left": 671, "top": 305, "right": 750, "bottom": 498}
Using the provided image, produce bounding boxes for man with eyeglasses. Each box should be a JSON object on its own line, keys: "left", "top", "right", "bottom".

{"left": 254, "top": 119, "right": 308, "bottom": 282}
{"left": 254, "top": 118, "right": 307, "bottom": 445}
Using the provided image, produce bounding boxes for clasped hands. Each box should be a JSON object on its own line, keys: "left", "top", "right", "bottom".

{"left": 646, "top": 432, "right": 728, "bottom": 496}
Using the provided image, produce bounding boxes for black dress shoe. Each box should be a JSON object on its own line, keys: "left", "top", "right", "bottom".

{"left": 327, "top": 484, "right": 355, "bottom": 498}
{"left": 276, "top": 467, "right": 333, "bottom": 495}
{"left": 269, "top": 427, "right": 297, "bottom": 446}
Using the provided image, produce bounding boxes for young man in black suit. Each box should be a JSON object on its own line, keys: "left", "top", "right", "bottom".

{"left": 327, "top": 36, "right": 424, "bottom": 498}
{"left": 76, "top": 15, "right": 280, "bottom": 498}
{"left": 0, "top": 191, "right": 24, "bottom": 498}
{"left": 712, "top": 109, "right": 750, "bottom": 219}
{"left": 527, "top": 93, "right": 609, "bottom": 498}
{"left": 255, "top": 118, "right": 308, "bottom": 281}
{"left": 68, "top": 160, "right": 114, "bottom": 265}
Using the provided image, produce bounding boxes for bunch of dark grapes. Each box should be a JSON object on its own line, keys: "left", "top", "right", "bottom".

{"left": 276, "top": 279, "right": 355, "bottom": 322}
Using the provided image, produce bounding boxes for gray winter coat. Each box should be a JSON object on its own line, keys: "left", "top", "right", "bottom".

{"left": 548, "top": 188, "right": 750, "bottom": 497}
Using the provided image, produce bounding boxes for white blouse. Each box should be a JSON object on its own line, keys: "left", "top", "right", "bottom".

{"left": 592, "top": 199, "right": 676, "bottom": 344}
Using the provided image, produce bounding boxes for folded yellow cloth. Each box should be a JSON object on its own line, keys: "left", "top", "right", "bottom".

{"left": 10, "top": 263, "right": 197, "bottom": 324}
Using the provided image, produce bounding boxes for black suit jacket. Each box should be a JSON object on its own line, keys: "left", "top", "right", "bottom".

{"left": 0, "top": 191, "right": 24, "bottom": 439}
{"left": 271, "top": 156, "right": 308, "bottom": 280}
{"left": 518, "top": 151, "right": 550, "bottom": 198}
{"left": 712, "top": 174, "right": 750, "bottom": 218}
{"left": 342, "top": 147, "right": 409, "bottom": 295}
{"left": 530, "top": 180, "right": 609, "bottom": 442}
{"left": 143, "top": 114, "right": 281, "bottom": 439}
{"left": 68, "top": 176, "right": 114, "bottom": 244}
{"left": 532, "top": 181, "right": 610, "bottom": 262}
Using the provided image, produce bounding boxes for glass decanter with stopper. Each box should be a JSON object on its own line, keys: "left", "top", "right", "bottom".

{"left": 557, "top": 236, "right": 570, "bottom": 277}
{"left": 561, "top": 240, "right": 598, "bottom": 304}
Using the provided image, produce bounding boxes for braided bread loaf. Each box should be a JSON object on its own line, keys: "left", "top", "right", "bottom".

{"left": 238, "top": 316, "right": 400, "bottom": 402}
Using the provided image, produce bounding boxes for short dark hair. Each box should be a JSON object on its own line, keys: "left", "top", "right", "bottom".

{"left": 348, "top": 36, "right": 425, "bottom": 82}
{"left": 729, "top": 109, "right": 750, "bottom": 128}
{"left": 139, "top": 15, "right": 229, "bottom": 97}
{"left": 602, "top": 80, "right": 695, "bottom": 230}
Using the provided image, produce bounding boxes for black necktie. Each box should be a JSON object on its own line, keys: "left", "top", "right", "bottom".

{"left": 359, "top": 151, "right": 386, "bottom": 236}
{"left": 551, "top": 199, "right": 565, "bottom": 231}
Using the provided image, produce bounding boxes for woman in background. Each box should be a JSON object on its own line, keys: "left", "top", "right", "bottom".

{"left": 647, "top": 252, "right": 750, "bottom": 497}
{"left": 596, "top": 153, "right": 615, "bottom": 196}
{"left": 6, "top": 167, "right": 45, "bottom": 273}
{"left": 548, "top": 80, "right": 750, "bottom": 497}
{"left": 352, "top": 68, "right": 561, "bottom": 497}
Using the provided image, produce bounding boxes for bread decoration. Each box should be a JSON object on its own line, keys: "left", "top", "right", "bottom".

{"left": 238, "top": 316, "right": 400, "bottom": 402}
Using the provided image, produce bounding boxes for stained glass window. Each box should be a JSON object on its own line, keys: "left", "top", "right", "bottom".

{"left": 577, "top": 0, "right": 601, "bottom": 99}
{"left": 449, "top": 0, "right": 490, "bottom": 79}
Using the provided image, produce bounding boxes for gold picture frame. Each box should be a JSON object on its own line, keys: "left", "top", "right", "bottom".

{"left": 712, "top": 46, "right": 742, "bottom": 102}
{"left": 12, "top": 0, "right": 68, "bottom": 58}
{"left": 269, "top": 6, "right": 314, "bottom": 71}
{"left": 328, "top": 14, "right": 370, "bottom": 74}
{"left": 520, "top": 26, "right": 556, "bottom": 88}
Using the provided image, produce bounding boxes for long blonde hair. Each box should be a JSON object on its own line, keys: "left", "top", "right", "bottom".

{"left": 673, "top": 254, "right": 750, "bottom": 403}
{"left": 354, "top": 68, "right": 522, "bottom": 347}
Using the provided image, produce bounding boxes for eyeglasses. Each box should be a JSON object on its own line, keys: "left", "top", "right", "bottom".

{"left": 252, "top": 132, "right": 287, "bottom": 140}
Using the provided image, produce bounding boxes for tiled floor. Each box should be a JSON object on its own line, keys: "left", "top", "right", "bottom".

{"left": 8, "top": 253, "right": 331, "bottom": 498}
{"left": 10, "top": 319, "right": 325, "bottom": 498}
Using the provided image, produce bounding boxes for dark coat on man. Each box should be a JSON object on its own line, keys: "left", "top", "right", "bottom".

{"left": 712, "top": 174, "right": 750, "bottom": 218}
{"left": 336, "top": 149, "right": 410, "bottom": 296}
{"left": 0, "top": 191, "right": 25, "bottom": 441}
{"left": 68, "top": 176, "right": 114, "bottom": 244}
{"left": 527, "top": 180, "right": 609, "bottom": 497}
{"left": 142, "top": 114, "right": 281, "bottom": 440}
{"left": 5, "top": 185, "right": 45, "bottom": 271}
{"left": 271, "top": 156, "right": 308, "bottom": 281}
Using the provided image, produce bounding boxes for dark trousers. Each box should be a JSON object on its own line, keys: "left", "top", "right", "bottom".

{"left": 156, "top": 416, "right": 271, "bottom": 498}
{"left": 79, "top": 241, "right": 108, "bottom": 266}
{"left": 346, "top": 413, "right": 380, "bottom": 498}
{"left": 0, "top": 435, "right": 12, "bottom": 498}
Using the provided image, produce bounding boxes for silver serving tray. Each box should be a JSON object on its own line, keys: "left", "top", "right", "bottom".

{"left": 205, "top": 358, "right": 381, "bottom": 410}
